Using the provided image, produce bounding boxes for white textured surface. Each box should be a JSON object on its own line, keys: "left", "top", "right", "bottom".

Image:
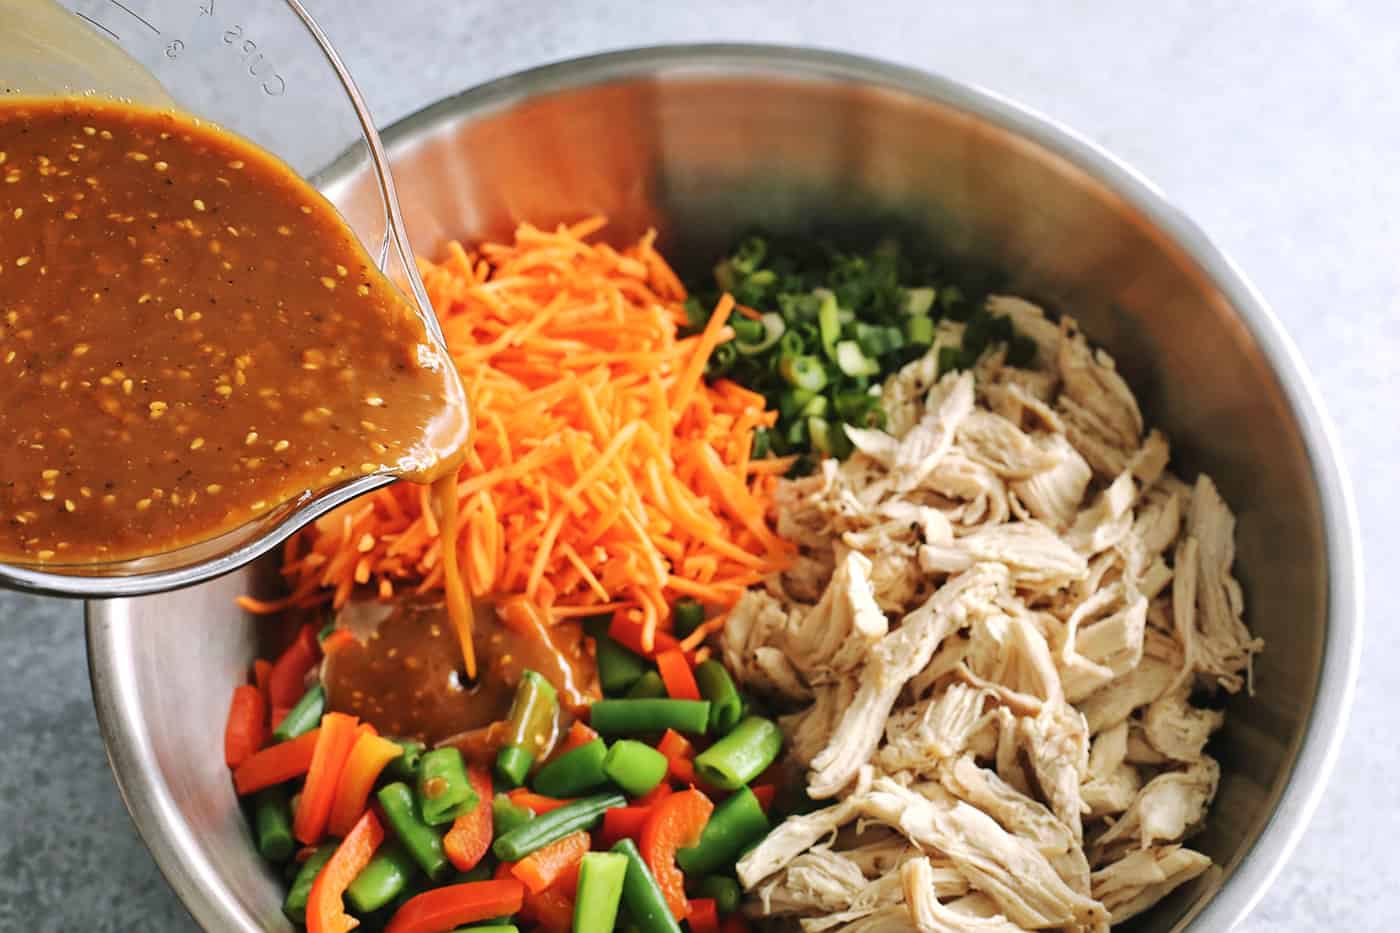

{"left": 0, "top": 2, "right": 1393, "bottom": 930}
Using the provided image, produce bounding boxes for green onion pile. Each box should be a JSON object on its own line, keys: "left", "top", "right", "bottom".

{"left": 687, "top": 235, "right": 1035, "bottom": 466}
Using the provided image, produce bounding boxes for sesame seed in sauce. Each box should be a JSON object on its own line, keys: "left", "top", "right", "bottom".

{"left": 0, "top": 99, "right": 464, "bottom": 563}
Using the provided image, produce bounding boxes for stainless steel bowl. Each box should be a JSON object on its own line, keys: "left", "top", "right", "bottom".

{"left": 85, "top": 45, "right": 1361, "bottom": 932}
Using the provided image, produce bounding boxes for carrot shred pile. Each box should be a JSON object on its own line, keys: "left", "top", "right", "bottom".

{"left": 241, "top": 217, "right": 789, "bottom": 654}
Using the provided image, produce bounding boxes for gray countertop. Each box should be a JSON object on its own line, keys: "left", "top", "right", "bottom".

{"left": 1, "top": 2, "right": 1394, "bottom": 930}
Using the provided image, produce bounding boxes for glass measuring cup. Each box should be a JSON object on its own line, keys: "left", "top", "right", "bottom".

{"left": 0, "top": 0, "right": 466, "bottom": 597}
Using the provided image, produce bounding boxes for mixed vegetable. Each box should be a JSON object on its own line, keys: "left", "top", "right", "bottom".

{"left": 689, "top": 235, "right": 1033, "bottom": 465}
{"left": 226, "top": 612, "right": 781, "bottom": 933}
{"left": 225, "top": 226, "right": 1034, "bottom": 931}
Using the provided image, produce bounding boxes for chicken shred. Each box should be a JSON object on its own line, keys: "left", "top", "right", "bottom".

{"left": 727, "top": 302, "right": 1260, "bottom": 930}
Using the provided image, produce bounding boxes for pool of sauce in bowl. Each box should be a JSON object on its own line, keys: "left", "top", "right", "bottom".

{"left": 322, "top": 598, "right": 596, "bottom": 748}
{"left": 0, "top": 98, "right": 468, "bottom": 565}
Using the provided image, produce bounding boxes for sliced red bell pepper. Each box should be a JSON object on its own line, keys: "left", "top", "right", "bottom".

{"left": 507, "top": 829, "right": 590, "bottom": 895}
{"left": 554, "top": 720, "right": 600, "bottom": 758}
{"left": 689, "top": 898, "right": 722, "bottom": 933}
{"left": 669, "top": 757, "right": 697, "bottom": 786}
{"left": 608, "top": 611, "right": 681, "bottom": 659}
{"left": 553, "top": 859, "right": 582, "bottom": 900}
{"left": 326, "top": 728, "right": 404, "bottom": 838}
{"left": 656, "top": 649, "right": 701, "bottom": 701}
{"left": 444, "top": 765, "right": 494, "bottom": 872}
{"left": 232, "top": 728, "right": 321, "bottom": 796}
{"left": 597, "top": 805, "right": 653, "bottom": 848}
{"left": 224, "top": 684, "right": 268, "bottom": 769}
{"left": 720, "top": 913, "right": 751, "bottom": 933}
{"left": 656, "top": 729, "right": 694, "bottom": 762}
{"left": 749, "top": 784, "right": 777, "bottom": 813}
{"left": 640, "top": 788, "right": 713, "bottom": 920}
{"left": 634, "top": 782, "right": 674, "bottom": 808}
{"left": 384, "top": 880, "right": 525, "bottom": 933}
{"left": 294, "top": 712, "right": 360, "bottom": 845}
{"left": 508, "top": 788, "right": 577, "bottom": 815}
{"left": 520, "top": 885, "right": 574, "bottom": 933}
{"left": 306, "top": 809, "right": 384, "bottom": 933}
{"left": 268, "top": 623, "right": 321, "bottom": 709}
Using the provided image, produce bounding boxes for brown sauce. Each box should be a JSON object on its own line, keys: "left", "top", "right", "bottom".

{"left": 0, "top": 98, "right": 468, "bottom": 564}
{"left": 322, "top": 598, "right": 596, "bottom": 746}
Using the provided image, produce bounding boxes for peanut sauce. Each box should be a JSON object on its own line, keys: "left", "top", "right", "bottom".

{"left": 322, "top": 598, "right": 596, "bottom": 747}
{"left": 0, "top": 98, "right": 468, "bottom": 564}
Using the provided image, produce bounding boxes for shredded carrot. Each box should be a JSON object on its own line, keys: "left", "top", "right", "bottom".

{"left": 260, "top": 219, "right": 790, "bottom": 671}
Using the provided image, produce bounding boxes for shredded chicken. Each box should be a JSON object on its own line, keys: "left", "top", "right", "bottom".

{"left": 727, "top": 302, "right": 1260, "bottom": 930}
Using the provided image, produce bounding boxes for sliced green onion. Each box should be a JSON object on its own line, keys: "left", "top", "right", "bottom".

{"left": 816, "top": 289, "right": 841, "bottom": 360}
{"left": 750, "top": 428, "right": 771, "bottom": 460}
{"left": 798, "top": 394, "right": 828, "bottom": 418}
{"left": 937, "top": 345, "right": 962, "bottom": 376}
{"left": 735, "top": 312, "right": 786, "bottom": 355}
{"left": 902, "top": 286, "right": 936, "bottom": 316}
{"left": 834, "top": 341, "right": 880, "bottom": 377}
{"left": 904, "top": 313, "right": 935, "bottom": 346}
{"left": 779, "top": 354, "right": 828, "bottom": 391}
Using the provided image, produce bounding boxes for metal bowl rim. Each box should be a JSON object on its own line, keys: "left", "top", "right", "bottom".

{"left": 84, "top": 41, "right": 1363, "bottom": 933}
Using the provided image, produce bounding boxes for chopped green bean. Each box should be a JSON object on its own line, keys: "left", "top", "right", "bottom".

{"left": 252, "top": 785, "right": 294, "bottom": 863}
{"left": 694, "top": 661, "right": 744, "bottom": 735}
{"left": 693, "top": 716, "right": 783, "bottom": 790}
{"left": 696, "top": 875, "right": 743, "bottom": 914}
{"left": 625, "top": 671, "right": 667, "bottom": 700}
{"left": 612, "top": 839, "right": 682, "bottom": 933}
{"left": 447, "top": 926, "right": 519, "bottom": 933}
{"left": 533, "top": 739, "right": 609, "bottom": 798}
{"left": 603, "top": 740, "right": 668, "bottom": 797}
{"left": 671, "top": 599, "right": 706, "bottom": 639}
{"left": 492, "top": 793, "right": 625, "bottom": 862}
{"left": 494, "top": 746, "right": 533, "bottom": 789}
{"left": 384, "top": 739, "right": 426, "bottom": 782}
{"left": 589, "top": 699, "right": 712, "bottom": 737}
{"left": 492, "top": 794, "right": 535, "bottom": 837}
{"left": 346, "top": 839, "right": 418, "bottom": 914}
{"left": 376, "top": 781, "right": 450, "bottom": 882}
{"left": 418, "top": 747, "right": 477, "bottom": 826}
{"left": 283, "top": 845, "right": 334, "bottom": 923}
{"left": 574, "top": 851, "right": 629, "bottom": 933}
{"left": 676, "top": 788, "right": 770, "bottom": 876}
{"left": 596, "top": 635, "right": 648, "bottom": 696}
{"left": 496, "top": 670, "right": 558, "bottom": 787}
{"left": 271, "top": 683, "right": 324, "bottom": 743}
